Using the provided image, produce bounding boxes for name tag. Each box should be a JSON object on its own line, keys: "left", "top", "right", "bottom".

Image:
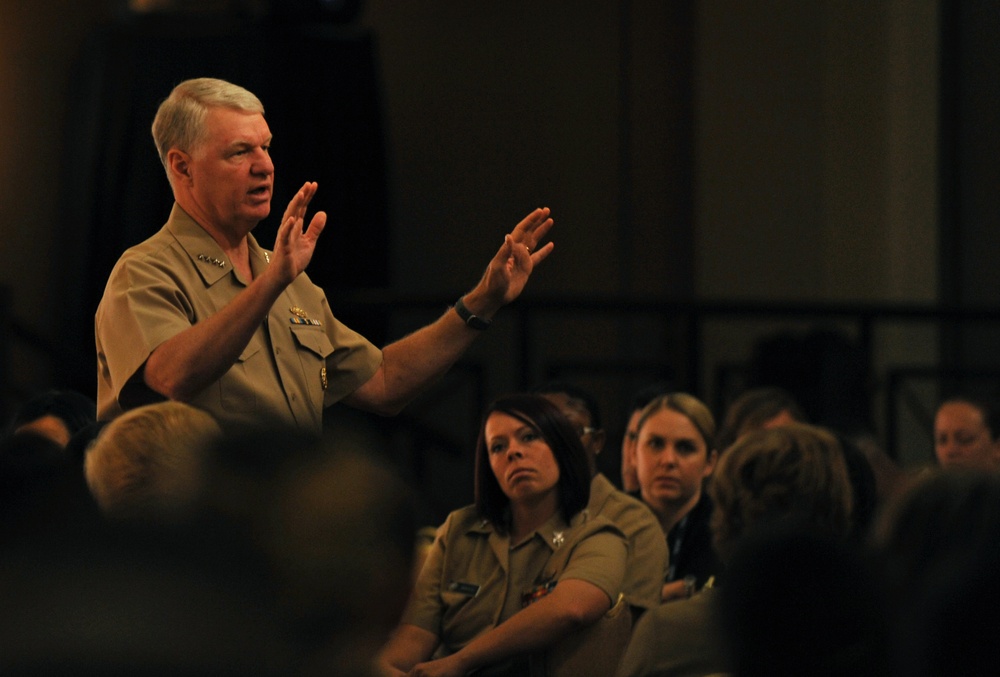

{"left": 447, "top": 581, "right": 481, "bottom": 597}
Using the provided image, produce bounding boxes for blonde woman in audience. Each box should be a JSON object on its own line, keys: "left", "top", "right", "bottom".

{"left": 377, "top": 394, "right": 629, "bottom": 677}
{"left": 616, "top": 423, "right": 866, "bottom": 677}
{"left": 84, "top": 401, "right": 222, "bottom": 521}
{"left": 633, "top": 393, "right": 722, "bottom": 602}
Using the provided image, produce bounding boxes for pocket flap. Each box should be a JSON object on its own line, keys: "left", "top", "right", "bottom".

{"left": 290, "top": 326, "right": 335, "bottom": 358}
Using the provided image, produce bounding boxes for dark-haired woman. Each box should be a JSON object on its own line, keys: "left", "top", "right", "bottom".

{"left": 377, "top": 394, "right": 628, "bottom": 677}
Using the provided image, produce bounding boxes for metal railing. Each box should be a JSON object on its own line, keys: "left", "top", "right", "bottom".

{"left": 5, "top": 288, "right": 999, "bottom": 474}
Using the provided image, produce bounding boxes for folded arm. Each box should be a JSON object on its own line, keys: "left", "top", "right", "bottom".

{"left": 405, "top": 579, "right": 611, "bottom": 677}
{"left": 375, "top": 624, "right": 440, "bottom": 677}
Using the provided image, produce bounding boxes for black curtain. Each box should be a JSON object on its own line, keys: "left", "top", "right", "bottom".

{"left": 57, "top": 13, "right": 390, "bottom": 397}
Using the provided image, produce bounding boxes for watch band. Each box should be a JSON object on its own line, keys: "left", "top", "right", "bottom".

{"left": 454, "top": 297, "right": 491, "bottom": 330}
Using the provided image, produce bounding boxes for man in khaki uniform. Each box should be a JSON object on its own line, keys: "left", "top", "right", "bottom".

{"left": 96, "top": 78, "right": 554, "bottom": 434}
{"left": 534, "top": 381, "right": 669, "bottom": 614}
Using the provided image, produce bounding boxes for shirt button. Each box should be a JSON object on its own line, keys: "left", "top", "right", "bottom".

{"left": 291, "top": 394, "right": 297, "bottom": 401}
{"left": 275, "top": 347, "right": 281, "bottom": 355}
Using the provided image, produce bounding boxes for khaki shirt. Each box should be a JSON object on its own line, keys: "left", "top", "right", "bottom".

{"left": 404, "top": 505, "right": 627, "bottom": 661}
{"left": 95, "top": 204, "right": 382, "bottom": 434}
{"left": 615, "top": 588, "right": 726, "bottom": 677}
{"left": 589, "top": 473, "right": 669, "bottom": 610}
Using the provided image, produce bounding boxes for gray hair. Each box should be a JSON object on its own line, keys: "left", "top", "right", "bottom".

{"left": 151, "top": 77, "right": 265, "bottom": 171}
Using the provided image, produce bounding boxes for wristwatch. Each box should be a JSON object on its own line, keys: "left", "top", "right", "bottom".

{"left": 453, "top": 297, "right": 491, "bottom": 330}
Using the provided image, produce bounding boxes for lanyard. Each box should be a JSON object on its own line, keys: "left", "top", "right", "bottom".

{"left": 665, "top": 513, "right": 691, "bottom": 583}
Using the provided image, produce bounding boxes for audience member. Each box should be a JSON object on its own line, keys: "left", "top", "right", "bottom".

{"left": 84, "top": 401, "right": 222, "bottom": 522}
{"left": 616, "top": 423, "right": 866, "bottom": 677}
{"left": 533, "top": 380, "right": 669, "bottom": 616}
{"left": 715, "top": 385, "right": 805, "bottom": 452}
{"left": 719, "top": 387, "right": 881, "bottom": 539}
{"left": 377, "top": 394, "right": 629, "bottom": 677}
{"left": 633, "top": 393, "right": 723, "bottom": 601}
{"left": 718, "top": 526, "right": 887, "bottom": 677}
{"left": 1, "top": 438, "right": 288, "bottom": 676}
{"left": 201, "top": 425, "right": 422, "bottom": 677}
{"left": 620, "top": 382, "right": 674, "bottom": 493}
{"left": 873, "top": 469, "right": 1000, "bottom": 676}
{"left": 64, "top": 419, "right": 107, "bottom": 465}
{"left": 837, "top": 432, "right": 880, "bottom": 541}
{"left": 5, "top": 411, "right": 422, "bottom": 676}
{"left": 0, "top": 514, "right": 288, "bottom": 676}
{"left": 0, "top": 430, "right": 99, "bottom": 541}
{"left": 5, "top": 388, "right": 96, "bottom": 447}
{"left": 932, "top": 394, "right": 1000, "bottom": 471}
{"left": 2, "top": 403, "right": 291, "bottom": 673}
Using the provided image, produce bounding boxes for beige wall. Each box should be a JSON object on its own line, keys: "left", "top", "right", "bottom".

{"left": 692, "top": 0, "right": 939, "bottom": 462}
{"left": 694, "top": 0, "right": 937, "bottom": 302}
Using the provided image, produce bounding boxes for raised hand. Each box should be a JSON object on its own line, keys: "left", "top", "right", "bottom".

{"left": 269, "top": 181, "right": 328, "bottom": 286}
{"left": 476, "top": 207, "right": 555, "bottom": 310}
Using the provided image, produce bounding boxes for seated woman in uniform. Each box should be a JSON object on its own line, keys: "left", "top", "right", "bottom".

{"left": 633, "top": 393, "right": 724, "bottom": 602}
{"left": 377, "top": 393, "right": 628, "bottom": 677}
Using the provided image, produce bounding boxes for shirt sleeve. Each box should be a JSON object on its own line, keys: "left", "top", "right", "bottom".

{"left": 619, "top": 501, "right": 670, "bottom": 609}
{"left": 97, "top": 255, "right": 196, "bottom": 412}
{"left": 400, "top": 518, "right": 449, "bottom": 635}
{"left": 560, "top": 529, "right": 628, "bottom": 604}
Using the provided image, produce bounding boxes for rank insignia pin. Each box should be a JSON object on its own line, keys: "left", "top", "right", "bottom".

{"left": 197, "top": 254, "right": 225, "bottom": 268}
{"left": 551, "top": 531, "right": 564, "bottom": 548}
{"left": 320, "top": 367, "right": 328, "bottom": 391}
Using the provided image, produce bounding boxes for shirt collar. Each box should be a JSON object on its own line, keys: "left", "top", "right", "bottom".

{"left": 471, "top": 509, "right": 585, "bottom": 551}
{"left": 166, "top": 203, "right": 268, "bottom": 286}
{"left": 166, "top": 204, "right": 229, "bottom": 286}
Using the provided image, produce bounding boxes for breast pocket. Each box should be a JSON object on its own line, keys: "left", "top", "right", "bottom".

{"left": 289, "top": 326, "right": 335, "bottom": 405}
{"left": 290, "top": 325, "right": 335, "bottom": 360}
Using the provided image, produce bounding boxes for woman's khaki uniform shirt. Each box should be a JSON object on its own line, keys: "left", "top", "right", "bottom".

{"left": 589, "top": 473, "right": 669, "bottom": 611}
{"left": 96, "top": 204, "right": 382, "bottom": 434}
{"left": 403, "top": 504, "right": 627, "bottom": 666}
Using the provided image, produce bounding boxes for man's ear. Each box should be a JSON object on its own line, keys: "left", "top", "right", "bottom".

{"left": 167, "top": 149, "right": 192, "bottom": 183}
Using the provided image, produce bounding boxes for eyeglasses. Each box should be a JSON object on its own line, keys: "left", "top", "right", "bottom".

{"left": 578, "top": 426, "right": 599, "bottom": 438}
